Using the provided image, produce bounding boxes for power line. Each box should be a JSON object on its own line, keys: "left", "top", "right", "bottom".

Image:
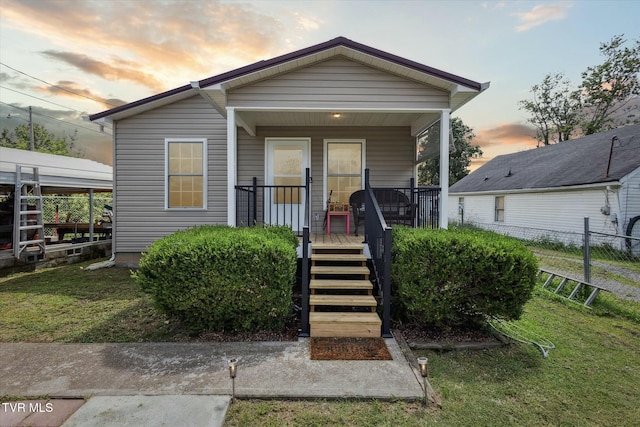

{"left": 0, "top": 85, "right": 86, "bottom": 114}
{"left": 0, "top": 101, "right": 111, "bottom": 137}
{"left": 0, "top": 62, "right": 118, "bottom": 107}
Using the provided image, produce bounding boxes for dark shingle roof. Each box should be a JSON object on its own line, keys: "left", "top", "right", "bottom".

{"left": 450, "top": 124, "right": 640, "bottom": 193}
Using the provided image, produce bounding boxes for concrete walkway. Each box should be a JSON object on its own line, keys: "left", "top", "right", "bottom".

{"left": 0, "top": 338, "right": 423, "bottom": 426}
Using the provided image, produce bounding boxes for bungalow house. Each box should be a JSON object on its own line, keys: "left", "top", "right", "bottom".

{"left": 448, "top": 124, "right": 640, "bottom": 251}
{"left": 90, "top": 36, "right": 489, "bottom": 265}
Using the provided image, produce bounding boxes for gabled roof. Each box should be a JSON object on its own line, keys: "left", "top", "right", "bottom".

{"left": 450, "top": 124, "right": 640, "bottom": 194}
{"left": 90, "top": 36, "right": 488, "bottom": 122}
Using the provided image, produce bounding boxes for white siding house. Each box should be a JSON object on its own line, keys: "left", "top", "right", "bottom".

{"left": 449, "top": 125, "right": 640, "bottom": 248}
{"left": 90, "top": 37, "right": 489, "bottom": 264}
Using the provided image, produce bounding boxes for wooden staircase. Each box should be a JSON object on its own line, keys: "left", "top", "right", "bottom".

{"left": 308, "top": 243, "right": 381, "bottom": 337}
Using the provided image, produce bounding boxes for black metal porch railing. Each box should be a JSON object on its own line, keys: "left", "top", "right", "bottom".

{"left": 235, "top": 169, "right": 310, "bottom": 235}
{"left": 371, "top": 179, "right": 440, "bottom": 229}
{"left": 364, "top": 169, "right": 392, "bottom": 338}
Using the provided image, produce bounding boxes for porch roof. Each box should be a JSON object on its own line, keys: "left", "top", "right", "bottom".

{"left": 90, "top": 37, "right": 489, "bottom": 127}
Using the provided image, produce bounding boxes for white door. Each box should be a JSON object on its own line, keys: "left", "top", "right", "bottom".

{"left": 265, "top": 138, "right": 310, "bottom": 232}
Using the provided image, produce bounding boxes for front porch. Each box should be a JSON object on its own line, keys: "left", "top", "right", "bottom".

{"left": 238, "top": 168, "right": 431, "bottom": 340}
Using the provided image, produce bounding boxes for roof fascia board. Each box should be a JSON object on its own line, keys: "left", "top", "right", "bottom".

{"left": 450, "top": 181, "right": 623, "bottom": 196}
{"left": 89, "top": 84, "right": 193, "bottom": 121}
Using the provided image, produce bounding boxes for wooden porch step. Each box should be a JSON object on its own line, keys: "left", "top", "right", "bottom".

{"left": 310, "top": 294, "right": 377, "bottom": 308}
{"left": 312, "top": 243, "right": 363, "bottom": 255}
{"left": 310, "top": 279, "right": 373, "bottom": 292}
{"left": 311, "top": 266, "right": 370, "bottom": 277}
{"left": 309, "top": 312, "right": 381, "bottom": 338}
{"left": 312, "top": 253, "right": 366, "bottom": 263}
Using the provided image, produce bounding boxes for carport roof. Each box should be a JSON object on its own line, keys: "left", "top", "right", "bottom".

{"left": 0, "top": 147, "right": 112, "bottom": 194}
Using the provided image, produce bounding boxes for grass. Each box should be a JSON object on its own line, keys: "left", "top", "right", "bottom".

{"left": 0, "top": 258, "right": 175, "bottom": 342}
{"left": 531, "top": 247, "right": 640, "bottom": 289}
{"left": 225, "top": 291, "right": 640, "bottom": 426}
{"left": 2, "top": 257, "right": 639, "bottom": 425}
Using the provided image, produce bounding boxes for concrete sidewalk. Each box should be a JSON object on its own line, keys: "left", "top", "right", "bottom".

{"left": 0, "top": 338, "right": 423, "bottom": 426}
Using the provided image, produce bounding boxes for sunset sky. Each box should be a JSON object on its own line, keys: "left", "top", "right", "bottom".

{"left": 1, "top": 0, "right": 638, "bottom": 167}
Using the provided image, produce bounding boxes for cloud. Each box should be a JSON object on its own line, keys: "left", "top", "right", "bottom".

{"left": 41, "top": 51, "right": 165, "bottom": 92}
{"left": 515, "top": 4, "right": 569, "bottom": 32}
{"left": 467, "top": 123, "right": 538, "bottom": 171}
{"left": 475, "top": 123, "right": 538, "bottom": 148}
{"left": 292, "top": 12, "right": 322, "bottom": 31}
{"left": 37, "top": 81, "right": 127, "bottom": 108}
{"left": 2, "top": 0, "right": 301, "bottom": 91}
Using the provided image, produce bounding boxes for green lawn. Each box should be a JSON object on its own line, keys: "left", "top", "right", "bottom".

{"left": 0, "top": 259, "right": 175, "bottom": 342}
{"left": 224, "top": 291, "right": 640, "bottom": 426}
{"left": 1, "top": 258, "right": 639, "bottom": 425}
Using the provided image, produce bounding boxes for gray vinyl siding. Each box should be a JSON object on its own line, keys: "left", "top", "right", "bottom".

{"left": 227, "top": 57, "right": 449, "bottom": 110}
{"left": 238, "top": 126, "right": 415, "bottom": 233}
{"left": 114, "top": 95, "right": 227, "bottom": 254}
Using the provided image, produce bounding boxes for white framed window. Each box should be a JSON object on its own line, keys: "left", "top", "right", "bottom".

{"left": 323, "top": 139, "right": 366, "bottom": 207}
{"left": 495, "top": 196, "right": 504, "bottom": 222}
{"left": 165, "top": 138, "right": 207, "bottom": 209}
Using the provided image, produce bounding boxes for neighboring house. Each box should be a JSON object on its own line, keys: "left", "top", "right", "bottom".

{"left": 448, "top": 124, "right": 640, "bottom": 249}
{"left": 90, "top": 37, "right": 489, "bottom": 265}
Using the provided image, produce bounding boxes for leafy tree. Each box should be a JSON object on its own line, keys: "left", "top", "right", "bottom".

{"left": 0, "top": 123, "right": 78, "bottom": 156}
{"left": 580, "top": 35, "right": 640, "bottom": 134}
{"left": 519, "top": 73, "right": 581, "bottom": 145}
{"left": 418, "top": 117, "right": 482, "bottom": 186}
{"left": 519, "top": 34, "right": 640, "bottom": 142}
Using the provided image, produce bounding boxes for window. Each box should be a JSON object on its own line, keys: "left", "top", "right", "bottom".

{"left": 495, "top": 196, "right": 504, "bottom": 222}
{"left": 324, "top": 140, "right": 365, "bottom": 206}
{"left": 272, "top": 145, "right": 303, "bottom": 204}
{"left": 166, "top": 138, "right": 207, "bottom": 209}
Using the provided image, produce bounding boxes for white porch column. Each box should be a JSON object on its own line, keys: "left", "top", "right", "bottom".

{"left": 226, "top": 107, "right": 237, "bottom": 226}
{"left": 439, "top": 109, "right": 450, "bottom": 229}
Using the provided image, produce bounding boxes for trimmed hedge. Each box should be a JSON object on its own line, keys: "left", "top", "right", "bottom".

{"left": 392, "top": 226, "right": 538, "bottom": 326}
{"left": 134, "top": 225, "right": 297, "bottom": 333}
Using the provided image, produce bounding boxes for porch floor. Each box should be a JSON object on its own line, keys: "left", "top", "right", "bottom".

{"left": 297, "top": 233, "right": 369, "bottom": 259}
{"left": 307, "top": 232, "right": 364, "bottom": 245}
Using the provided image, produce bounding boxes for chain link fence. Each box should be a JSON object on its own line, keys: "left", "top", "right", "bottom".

{"left": 42, "top": 194, "right": 113, "bottom": 239}
{"left": 459, "top": 219, "right": 640, "bottom": 299}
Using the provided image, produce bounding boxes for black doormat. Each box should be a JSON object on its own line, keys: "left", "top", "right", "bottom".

{"left": 310, "top": 337, "right": 393, "bottom": 360}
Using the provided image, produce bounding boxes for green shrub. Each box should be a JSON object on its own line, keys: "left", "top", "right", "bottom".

{"left": 392, "top": 226, "right": 538, "bottom": 327}
{"left": 133, "top": 225, "right": 297, "bottom": 333}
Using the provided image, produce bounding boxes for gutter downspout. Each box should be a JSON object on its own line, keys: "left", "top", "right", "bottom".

{"left": 605, "top": 135, "right": 618, "bottom": 178}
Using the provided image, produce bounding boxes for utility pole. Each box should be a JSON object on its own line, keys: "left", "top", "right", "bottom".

{"left": 28, "top": 106, "right": 35, "bottom": 151}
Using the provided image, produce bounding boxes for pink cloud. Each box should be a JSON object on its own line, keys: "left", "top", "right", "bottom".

{"left": 2, "top": 0, "right": 296, "bottom": 91}
{"left": 515, "top": 4, "right": 569, "bottom": 32}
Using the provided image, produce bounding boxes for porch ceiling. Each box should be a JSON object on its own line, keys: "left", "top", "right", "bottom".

{"left": 236, "top": 110, "right": 440, "bottom": 136}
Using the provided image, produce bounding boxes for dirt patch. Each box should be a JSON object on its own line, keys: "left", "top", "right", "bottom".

{"left": 310, "top": 337, "right": 392, "bottom": 360}
{"left": 395, "top": 322, "right": 497, "bottom": 344}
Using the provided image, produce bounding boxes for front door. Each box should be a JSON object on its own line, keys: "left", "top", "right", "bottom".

{"left": 265, "top": 138, "right": 310, "bottom": 232}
